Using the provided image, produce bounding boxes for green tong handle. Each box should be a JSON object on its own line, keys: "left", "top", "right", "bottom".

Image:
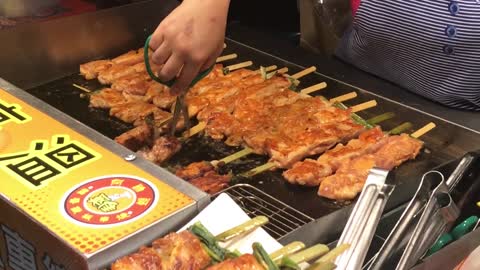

{"left": 144, "top": 34, "right": 214, "bottom": 87}
{"left": 427, "top": 215, "right": 479, "bottom": 256}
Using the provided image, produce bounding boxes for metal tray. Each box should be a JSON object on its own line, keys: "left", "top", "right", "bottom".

{"left": 25, "top": 36, "right": 480, "bottom": 243}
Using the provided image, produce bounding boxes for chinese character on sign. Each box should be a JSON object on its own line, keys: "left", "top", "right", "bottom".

{"left": 0, "top": 99, "right": 31, "bottom": 126}
{"left": 88, "top": 193, "right": 119, "bottom": 213}
{"left": 43, "top": 253, "right": 65, "bottom": 270}
{"left": 132, "top": 184, "right": 146, "bottom": 192}
{"left": 99, "top": 216, "right": 110, "bottom": 223}
{"left": 116, "top": 212, "right": 131, "bottom": 221}
{"left": 111, "top": 179, "right": 124, "bottom": 186}
{"left": 0, "top": 135, "right": 100, "bottom": 187}
{"left": 136, "top": 198, "right": 151, "bottom": 206}
{"left": 1, "top": 224, "right": 37, "bottom": 270}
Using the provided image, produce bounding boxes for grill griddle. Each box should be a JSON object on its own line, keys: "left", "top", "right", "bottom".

{"left": 27, "top": 39, "right": 480, "bottom": 226}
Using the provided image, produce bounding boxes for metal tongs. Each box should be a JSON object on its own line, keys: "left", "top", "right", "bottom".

{"left": 334, "top": 168, "right": 395, "bottom": 270}
{"left": 143, "top": 35, "right": 213, "bottom": 136}
{"left": 367, "top": 170, "right": 460, "bottom": 270}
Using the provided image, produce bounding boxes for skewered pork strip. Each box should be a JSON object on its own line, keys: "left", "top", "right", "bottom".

{"left": 109, "top": 101, "right": 169, "bottom": 125}
{"left": 207, "top": 93, "right": 364, "bottom": 168}
{"left": 111, "top": 48, "right": 145, "bottom": 66}
{"left": 98, "top": 62, "right": 147, "bottom": 85}
{"left": 202, "top": 75, "right": 292, "bottom": 141}
{"left": 111, "top": 230, "right": 211, "bottom": 270}
{"left": 283, "top": 126, "right": 387, "bottom": 186}
{"left": 80, "top": 60, "right": 113, "bottom": 80}
{"left": 88, "top": 88, "right": 127, "bottom": 109}
{"left": 318, "top": 133, "right": 423, "bottom": 200}
{"left": 187, "top": 69, "right": 261, "bottom": 117}
{"left": 111, "top": 72, "right": 153, "bottom": 94}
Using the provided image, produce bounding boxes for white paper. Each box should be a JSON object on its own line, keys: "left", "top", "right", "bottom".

{"left": 179, "top": 193, "right": 283, "bottom": 254}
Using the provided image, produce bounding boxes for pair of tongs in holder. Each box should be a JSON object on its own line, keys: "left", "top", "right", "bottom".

{"left": 334, "top": 168, "right": 395, "bottom": 270}
{"left": 367, "top": 151, "right": 480, "bottom": 270}
{"left": 143, "top": 35, "right": 213, "bottom": 136}
{"left": 368, "top": 170, "right": 460, "bottom": 270}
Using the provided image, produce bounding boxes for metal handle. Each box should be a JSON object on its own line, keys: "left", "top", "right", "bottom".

{"left": 143, "top": 34, "right": 214, "bottom": 87}
{"left": 395, "top": 171, "right": 459, "bottom": 270}
{"left": 335, "top": 168, "right": 393, "bottom": 270}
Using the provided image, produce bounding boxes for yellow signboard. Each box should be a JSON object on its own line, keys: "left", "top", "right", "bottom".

{"left": 0, "top": 89, "right": 194, "bottom": 255}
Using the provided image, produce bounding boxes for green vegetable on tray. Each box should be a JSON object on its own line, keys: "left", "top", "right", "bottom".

{"left": 253, "top": 242, "right": 282, "bottom": 270}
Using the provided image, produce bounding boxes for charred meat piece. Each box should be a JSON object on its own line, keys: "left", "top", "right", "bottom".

{"left": 203, "top": 75, "right": 292, "bottom": 141}
{"left": 373, "top": 134, "right": 424, "bottom": 170}
{"left": 175, "top": 161, "right": 231, "bottom": 194}
{"left": 175, "top": 161, "right": 215, "bottom": 180}
{"left": 152, "top": 86, "right": 177, "bottom": 109}
{"left": 111, "top": 72, "right": 152, "bottom": 94}
{"left": 188, "top": 68, "right": 263, "bottom": 118}
{"left": 109, "top": 102, "right": 168, "bottom": 125}
{"left": 88, "top": 88, "right": 127, "bottom": 109}
{"left": 318, "top": 134, "right": 423, "bottom": 200}
{"left": 111, "top": 246, "right": 162, "bottom": 270}
{"left": 283, "top": 126, "right": 387, "bottom": 186}
{"left": 237, "top": 99, "right": 364, "bottom": 168}
{"left": 206, "top": 254, "right": 265, "bottom": 270}
{"left": 189, "top": 171, "right": 231, "bottom": 194}
{"left": 111, "top": 48, "right": 144, "bottom": 66}
{"left": 266, "top": 119, "right": 364, "bottom": 168}
{"left": 80, "top": 60, "right": 113, "bottom": 80}
{"left": 98, "top": 62, "right": 146, "bottom": 85}
{"left": 137, "top": 136, "right": 181, "bottom": 165}
{"left": 111, "top": 231, "right": 211, "bottom": 270}
{"left": 114, "top": 124, "right": 152, "bottom": 152}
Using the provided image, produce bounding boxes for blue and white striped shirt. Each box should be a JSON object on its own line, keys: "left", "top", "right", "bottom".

{"left": 336, "top": 0, "right": 480, "bottom": 111}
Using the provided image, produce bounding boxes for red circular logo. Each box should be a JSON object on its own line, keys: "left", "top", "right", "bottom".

{"left": 63, "top": 175, "right": 157, "bottom": 226}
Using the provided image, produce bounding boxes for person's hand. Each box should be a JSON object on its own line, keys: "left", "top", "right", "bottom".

{"left": 149, "top": 0, "right": 230, "bottom": 95}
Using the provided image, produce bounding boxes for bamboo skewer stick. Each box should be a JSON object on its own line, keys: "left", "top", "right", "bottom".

{"left": 255, "top": 65, "right": 278, "bottom": 73}
{"left": 72, "top": 83, "right": 92, "bottom": 93}
{"left": 182, "top": 121, "right": 206, "bottom": 138}
{"left": 351, "top": 100, "right": 377, "bottom": 113}
{"left": 291, "top": 66, "right": 317, "bottom": 79}
{"left": 276, "top": 67, "right": 289, "bottom": 74}
{"left": 225, "top": 61, "right": 253, "bottom": 72}
{"left": 329, "top": 92, "right": 357, "bottom": 103}
{"left": 411, "top": 122, "right": 436, "bottom": 139}
{"left": 300, "top": 82, "right": 328, "bottom": 95}
{"left": 216, "top": 53, "right": 238, "bottom": 63}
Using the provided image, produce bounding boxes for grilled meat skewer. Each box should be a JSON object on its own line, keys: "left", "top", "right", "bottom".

{"left": 283, "top": 126, "right": 386, "bottom": 186}
{"left": 111, "top": 230, "right": 211, "bottom": 270}
{"left": 318, "top": 133, "right": 423, "bottom": 200}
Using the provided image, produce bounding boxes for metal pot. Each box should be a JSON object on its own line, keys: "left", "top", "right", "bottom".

{"left": 0, "top": 0, "right": 60, "bottom": 18}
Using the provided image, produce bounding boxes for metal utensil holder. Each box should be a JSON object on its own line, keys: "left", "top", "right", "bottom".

{"left": 368, "top": 170, "right": 460, "bottom": 270}
{"left": 334, "top": 168, "right": 395, "bottom": 270}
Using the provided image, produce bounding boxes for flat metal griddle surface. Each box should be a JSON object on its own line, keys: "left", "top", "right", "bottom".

{"left": 27, "top": 39, "right": 480, "bottom": 219}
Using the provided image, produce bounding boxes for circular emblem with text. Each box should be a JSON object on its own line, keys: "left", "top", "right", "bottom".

{"left": 62, "top": 175, "right": 157, "bottom": 226}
